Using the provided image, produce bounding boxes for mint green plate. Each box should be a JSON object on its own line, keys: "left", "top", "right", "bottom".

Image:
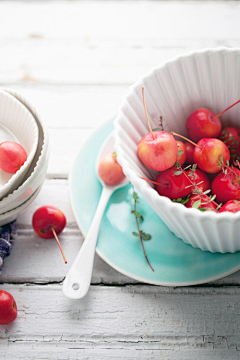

{"left": 69, "top": 120, "right": 240, "bottom": 286}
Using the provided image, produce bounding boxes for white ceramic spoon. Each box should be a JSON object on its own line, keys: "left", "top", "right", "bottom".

{"left": 62, "top": 132, "right": 129, "bottom": 299}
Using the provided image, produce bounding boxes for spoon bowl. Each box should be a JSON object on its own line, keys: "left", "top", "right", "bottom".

{"left": 62, "top": 131, "right": 128, "bottom": 299}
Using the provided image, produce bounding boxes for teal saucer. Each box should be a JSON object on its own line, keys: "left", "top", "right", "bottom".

{"left": 69, "top": 120, "right": 240, "bottom": 285}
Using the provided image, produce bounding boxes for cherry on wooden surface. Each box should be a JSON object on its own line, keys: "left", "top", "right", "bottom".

{"left": 0, "top": 290, "right": 17, "bottom": 325}
{"left": 32, "top": 206, "right": 67, "bottom": 264}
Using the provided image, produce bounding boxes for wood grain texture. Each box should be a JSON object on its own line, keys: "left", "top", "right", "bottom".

{"left": 0, "top": 284, "right": 240, "bottom": 359}
{"left": 0, "top": 179, "right": 240, "bottom": 286}
{"left": 1, "top": 1, "right": 240, "bottom": 358}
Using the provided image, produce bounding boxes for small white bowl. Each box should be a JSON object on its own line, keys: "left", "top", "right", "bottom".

{"left": 114, "top": 47, "right": 240, "bottom": 253}
{"left": 0, "top": 184, "right": 43, "bottom": 226}
{"left": 0, "top": 88, "right": 49, "bottom": 215}
{"left": 0, "top": 90, "right": 39, "bottom": 200}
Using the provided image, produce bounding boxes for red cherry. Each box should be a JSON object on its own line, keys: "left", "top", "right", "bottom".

{"left": 32, "top": 206, "right": 67, "bottom": 264}
{"left": 218, "top": 200, "right": 240, "bottom": 213}
{"left": 219, "top": 127, "right": 240, "bottom": 161}
{"left": 186, "top": 108, "right": 222, "bottom": 142}
{"left": 211, "top": 167, "right": 240, "bottom": 203}
{"left": 185, "top": 143, "right": 195, "bottom": 165}
{"left": 155, "top": 167, "right": 191, "bottom": 200}
{"left": 98, "top": 153, "right": 125, "bottom": 185}
{"left": 176, "top": 141, "right": 186, "bottom": 166}
{"left": 0, "top": 141, "right": 27, "bottom": 173}
{"left": 138, "top": 131, "right": 178, "bottom": 171}
{"left": 138, "top": 87, "right": 178, "bottom": 172}
{"left": 193, "top": 138, "right": 230, "bottom": 174}
{"left": 0, "top": 290, "right": 17, "bottom": 325}
{"left": 186, "top": 168, "right": 210, "bottom": 193}
{"left": 185, "top": 194, "right": 217, "bottom": 211}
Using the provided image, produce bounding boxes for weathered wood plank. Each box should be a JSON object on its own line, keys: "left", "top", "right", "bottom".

{"left": 0, "top": 2, "right": 240, "bottom": 84}
{"left": 2, "top": 85, "right": 127, "bottom": 128}
{"left": 1, "top": 179, "right": 240, "bottom": 286}
{"left": 0, "top": 284, "right": 240, "bottom": 359}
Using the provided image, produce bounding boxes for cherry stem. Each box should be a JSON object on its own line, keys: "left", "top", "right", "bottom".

{"left": 170, "top": 132, "right": 201, "bottom": 148}
{"left": 50, "top": 226, "right": 67, "bottom": 264}
{"left": 142, "top": 87, "right": 154, "bottom": 140}
{"left": 134, "top": 199, "right": 154, "bottom": 272}
{"left": 140, "top": 176, "right": 167, "bottom": 187}
{"left": 211, "top": 99, "right": 240, "bottom": 121}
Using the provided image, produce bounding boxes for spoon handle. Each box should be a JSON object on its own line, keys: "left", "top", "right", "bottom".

{"left": 62, "top": 186, "right": 113, "bottom": 299}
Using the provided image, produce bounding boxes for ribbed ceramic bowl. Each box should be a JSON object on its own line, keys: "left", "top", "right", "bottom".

{"left": 0, "top": 88, "right": 49, "bottom": 217}
{"left": 114, "top": 47, "right": 240, "bottom": 253}
{"left": 0, "top": 90, "right": 39, "bottom": 200}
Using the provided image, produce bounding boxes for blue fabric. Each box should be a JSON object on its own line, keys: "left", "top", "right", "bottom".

{"left": 0, "top": 221, "right": 17, "bottom": 273}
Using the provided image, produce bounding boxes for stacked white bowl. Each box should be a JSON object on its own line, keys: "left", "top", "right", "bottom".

{"left": 114, "top": 47, "right": 240, "bottom": 254}
{"left": 0, "top": 88, "right": 49, "bottom": 226}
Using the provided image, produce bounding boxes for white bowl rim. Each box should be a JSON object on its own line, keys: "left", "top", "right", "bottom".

{"left": 0, "top": 88, "right": 49, "bottom": 206}
{"left": 114, "top": 46, "right": 240, "bottom": 221}
{"left": 0, "top": 89, "right": 39, "bottom": 198}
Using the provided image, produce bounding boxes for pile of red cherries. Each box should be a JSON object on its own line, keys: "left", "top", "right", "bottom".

{"left": 138, "top": 89, "right": 240, "bottom": 213}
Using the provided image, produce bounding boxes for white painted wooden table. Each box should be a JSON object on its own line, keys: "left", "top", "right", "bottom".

{"left": 1, "top": 1, "right": 240, "bottom": 359}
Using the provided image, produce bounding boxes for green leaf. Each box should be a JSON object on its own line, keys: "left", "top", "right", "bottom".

{"left": 174, "top": 170, "right": 183, "bottom": 176}
{"left": 177, "top": 150, "right": 184, "bottom": 155}
{"left": 133, "top": 192, "right": 139, "bottom": 201}
{"left": 203, "top": 189, "right": 211, "bottom": 195}
{"left": 131, "top": 210, "right": 143, "bottom": 221}
{"left": 141, "top": 233, "right": 152, "bottom": 240}
{"left": 198, "top": 208, "right": 207, "bottom": 212}
{"left": 219, "top": 155, "right": 223, "bottom": 163}
{"left": 192, "top": 200, "right": 201, "bottom": 209}
{"left": 132, "top": 232, "right": 139, "bottom": 237}
{"left": 152, "top": 128, "right": 161, "bottom": 131}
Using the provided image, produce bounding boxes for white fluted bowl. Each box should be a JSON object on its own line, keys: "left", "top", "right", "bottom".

{"left": 0, "top": 88, "right": 49, "bottom": 218}
{"left": 114, "top": 47, "right": 240, "bottom": 253}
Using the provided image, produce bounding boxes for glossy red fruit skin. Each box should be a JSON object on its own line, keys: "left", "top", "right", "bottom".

{"left": 218, "top": 200, "right": 240, "bottom": 213}
{"left": 0, "top": 141, "right": 27, "bottom": 173}
{"left": 211, "top": 167, "right": 240, "bottom": 203}
{"left": 186, "top": 108, "right": 222, "bottom": 142}
{"left": 185, "top": 143, "right": 195, "bottom": 165}
{"left": 138, "top": 131, "right": 178, "bottom": 171}
{"left": 185, "top": 194, "right": 217, "bottom": 211}
{"left": 98, "top": 153, "right": 125, "bottom": 185}
{"left": 193, "top": 138, "right": 230, "bottom": 174}
{"left": 32, "top": 206, "right": 66, "bottom": 239}
{"left": 186, "top": 168, "right": 210, "bottom": 193}
{"left": 0, "top": 290, "right": 17, "bottom": 325}
{"left": 219, "top": 127, "right": 240, "bottom": 161}
{"left": 176, "top": 141, "right": 186, "bottom": 166}
{"left": 155, "top": 167, "right": 191, "bottom": 200}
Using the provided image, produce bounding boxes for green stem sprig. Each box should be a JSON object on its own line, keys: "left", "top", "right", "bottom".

{"left": 131, "top": 191, "right": 154, "bottom": 272}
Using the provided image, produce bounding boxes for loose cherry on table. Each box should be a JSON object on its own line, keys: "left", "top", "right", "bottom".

{"left": 0, "top": 141, "right": 27, "bottom": 173}
{"left": 137, "top": 87, "right": 178, "bottom": 172}
{"left": 0, "top": 290, "right": 17, "bottom": 325}
{"left": 32, "top": 206, "right": 67, "bottom": 264}
{"left": 98, "top": 152, "right": 125, "bottom": 185}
